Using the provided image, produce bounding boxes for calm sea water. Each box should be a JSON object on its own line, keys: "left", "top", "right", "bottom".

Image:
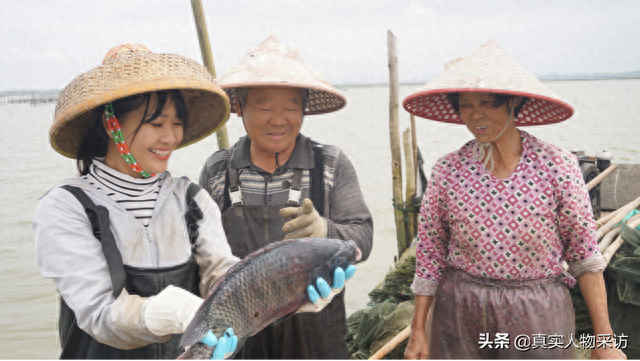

{"left": 1, "top": 79, "right": 639, "bottom": 358}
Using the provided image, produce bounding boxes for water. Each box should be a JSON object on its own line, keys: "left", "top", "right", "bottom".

{"left": 2, "top": 79, "right": 639, "bottom": 358}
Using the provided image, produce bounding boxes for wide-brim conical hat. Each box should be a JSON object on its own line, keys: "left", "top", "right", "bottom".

{"left": 403, "top": 40, "right": 574, "bottom": 126}
{"left": 51, "top": 43, "right": 230, "bottom": 158}
{"left": 217, "top": 36, "right": 346, "bottom": 115}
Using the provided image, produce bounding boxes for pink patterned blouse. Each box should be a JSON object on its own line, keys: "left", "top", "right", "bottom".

{"left": 411, "top": 131, "right": 605, "bottom": 297}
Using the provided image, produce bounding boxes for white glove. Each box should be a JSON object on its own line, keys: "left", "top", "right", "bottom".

{"left": 280, "top": 198, "right": 328, "bottom": 239}
{"left": 143, "top": 285, "right": 204, "bottom": 337}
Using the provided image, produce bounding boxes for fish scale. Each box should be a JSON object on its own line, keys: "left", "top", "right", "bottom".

{"left": 178, "top": 237, "right": 360, "bottom": 359}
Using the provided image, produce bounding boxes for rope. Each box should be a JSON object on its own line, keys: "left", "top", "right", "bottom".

{"left": 391, "top": 199, "right": 419, "bottom": 213}
{"left": 392, "top": 198, "right": 419, "bottom": 224}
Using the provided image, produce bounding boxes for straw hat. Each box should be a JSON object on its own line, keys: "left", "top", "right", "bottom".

{"left": 403, "top": 40, "right": 574, "bottom": 126}
{"left": 217, "top": 36, "right": 346, "bottom": 115}
{"left": 51, "top": 43, "right": 230, "bottom": 158}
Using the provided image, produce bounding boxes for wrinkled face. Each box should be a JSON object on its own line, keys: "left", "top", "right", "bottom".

{"left": 105, "top": 93, "right": 184, "bottom": 178}
{"left": 237, "top": 87, "right": 303, "bottom": 157}
{"left": 458, "top": 92, "right": 514, "bottom": 143}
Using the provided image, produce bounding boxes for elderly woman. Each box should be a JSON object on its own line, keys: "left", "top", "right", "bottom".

{"left": 402, "top": 40, "right": 625, "bottom": 359}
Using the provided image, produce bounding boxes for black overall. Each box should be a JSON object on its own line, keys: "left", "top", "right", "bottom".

{"left": 58, "top": 184, "right": 203, "bottom": 359}
{"left": 222, "top": 143, "right": 349, "bottom": 359}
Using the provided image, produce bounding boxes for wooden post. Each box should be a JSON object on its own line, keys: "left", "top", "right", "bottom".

{"left": 191, "top": 0, "right": 230, "bottom": 150}
{"left": 410, "top": 114, "right": 418, "bottom": 190}
{"left": 403, "top": 128, "right": 416, "bottom": 244}
{"left": 387, "top": 30, "right": 406, "bottom": 256}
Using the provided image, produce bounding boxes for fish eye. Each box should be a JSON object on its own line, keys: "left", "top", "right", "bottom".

{"left": 335, "top": 257, "right": 344, "bottom": 264}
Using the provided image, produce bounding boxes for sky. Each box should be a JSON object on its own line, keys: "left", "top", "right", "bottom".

{"left": 1, "top": 0, "right": 639, "bottom": 91}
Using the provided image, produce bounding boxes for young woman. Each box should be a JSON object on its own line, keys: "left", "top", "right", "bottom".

{"left": 402, "top": 40, "right": 625, "bottom": 359}
{"left": 34, "top": 43, "right": 349, "bottom": 359}
{"left": 33, "top": 43, "right": 237, "bottom": 359}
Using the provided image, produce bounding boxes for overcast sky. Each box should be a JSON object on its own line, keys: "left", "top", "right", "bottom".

{"left": 2, "top": 0, "right": 639, "bottom": 91}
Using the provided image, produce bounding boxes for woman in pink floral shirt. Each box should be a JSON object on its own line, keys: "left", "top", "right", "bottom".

{"left": 402, "top": 41, "right": 625, "bottom": 359}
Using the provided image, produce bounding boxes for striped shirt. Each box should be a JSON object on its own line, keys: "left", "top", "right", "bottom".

{"left": 83, "top": 158, "right": 162, "bottom": 227}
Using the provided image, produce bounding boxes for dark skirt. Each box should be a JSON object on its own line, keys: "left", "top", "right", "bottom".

{"left": 427, "top": 267, "right": 576, "bottom": 359}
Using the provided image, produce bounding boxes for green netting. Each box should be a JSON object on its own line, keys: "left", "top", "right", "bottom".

{"left": 347, "top": 245, "right": 417, "bottom": 359}
{"left": 368, "top": 245, "right": 417, "bottom": 306}
{"left": 369, "top": 301, "right": 414, "bottom": 359}
{"left": 606, "top": 225, "right": 640, "bottom": 358}
{"left": 346, "top": 299, "right": 415, "bottom": 359}
{"left": 572, "top": 224, "right": 640, "bottom": 358}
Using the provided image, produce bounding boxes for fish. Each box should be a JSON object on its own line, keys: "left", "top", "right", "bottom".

{"left": 177, "top": 237, "right": 362, "bottom": 359}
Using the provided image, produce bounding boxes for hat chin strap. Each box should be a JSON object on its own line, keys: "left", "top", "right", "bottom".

{"left": 471, "top": 101, "right": 516, "bottom": 173}
{"left": 104, "top": 103, "right": 156, "bottom": 178}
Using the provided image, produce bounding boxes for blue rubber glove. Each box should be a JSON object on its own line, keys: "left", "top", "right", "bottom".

{"left": 304, "top": 265, "right": 357, "bottom": 307}
{"left": 200, "top": 328, "right": 238, "bottom": 360}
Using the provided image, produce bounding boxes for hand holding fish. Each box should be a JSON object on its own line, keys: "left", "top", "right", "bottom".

{"left": 281, "top": 198, "right": 327, "bottom": 239}
{"left": 178, "top": 238, "right": 361, "bottom": 359}
{"left": 144, "top": 285, "right": 204, "bottom": 336}
{"left": 199, "top": 328, "right": 238, "bottom": 359}
{"left": 298, "top": 265, "right": 357, "bottom": 313}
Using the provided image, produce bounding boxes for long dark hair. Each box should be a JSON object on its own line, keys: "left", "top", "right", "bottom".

{"left": 76, "top": 90, "right": 188, "bottom": 175}
{"left": 446, "top": 93, "right": 528, "bottom": 118}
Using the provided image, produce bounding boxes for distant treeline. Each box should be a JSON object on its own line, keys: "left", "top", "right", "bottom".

{"left": 539, "top": 70, "right": 640, "bottom": 81}
{"left": 0, "top": 90, "right": 59, "bottom": 106}
{"left": 0, "top": 89, "right": 60, "bottom": 97}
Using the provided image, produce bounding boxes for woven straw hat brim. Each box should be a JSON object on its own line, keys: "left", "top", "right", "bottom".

{"left": 217, "top": 36, "right": 346, "bottom": 115}
{"left": 403, "top": 40, "right": 574, "bottom": 126}
{"left": 51, "top": 52, "right": 230, "bottom": 158}
{"left": 222, "top": 83, "right": 346, "bottom": 116}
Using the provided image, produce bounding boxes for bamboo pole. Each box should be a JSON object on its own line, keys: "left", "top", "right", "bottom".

{"left": 387, "top": 30, "right": 406, "bottom": 256}
{"left": 603, "top": 216, "right": 640, "bottom": 263}
{"left": 191, "top": 0, "right": 230, "bottom": 150}
{"left": 599, "top": 227, "right": 622, "bottom": 253}
{"left": 369, "top": 325, "right": 412, "bottom": 360}
{"left": 595, "top": 195, "right": 640, "bottom": 241}
{"left": 403, "top": 128, "right": 416, "bottom": 243}
{"left": 598, "top": 213, "right": 640, "bottom": 252}
{"left": 410, "top": 114, "right": 418, "bottom": 190}
{"left": 369, "top": 299, "right": 433, "bottom": 360}
{"left": 596, "top": 207, "right": 623, "bottom": 228}
{"left": 586, "top": 164, "right": 618, "bottom": 191}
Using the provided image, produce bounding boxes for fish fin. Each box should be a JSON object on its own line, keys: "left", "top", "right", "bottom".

{"left": 177, "top": 342, "right": 214, "bottom": 359}
{"left": 178, "top": 303, "right": 211, "bottom": 350}
{"left": 272, "top": 310, "right": 298, "bottom": 325}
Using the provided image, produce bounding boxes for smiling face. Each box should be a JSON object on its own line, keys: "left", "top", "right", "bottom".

{"left": 237, "top": 86, "right": 304, "bottom": 164}
{"left": 458, "top": 92, "right": 516, "bottom": 144}
{"left": 104, "top": 93, "right": 184, "bottom": 178}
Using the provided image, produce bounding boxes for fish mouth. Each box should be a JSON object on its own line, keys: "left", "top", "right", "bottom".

{"left": 355, "top": 247, "right": 362, "bottom": 262}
